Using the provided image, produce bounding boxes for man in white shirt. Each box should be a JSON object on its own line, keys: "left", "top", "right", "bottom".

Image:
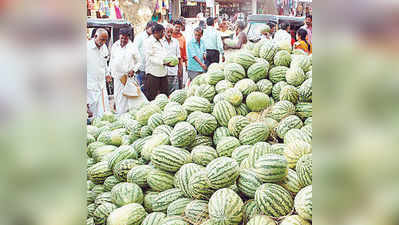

{"left": 143, "top": 23, "right": 172, "bottom": 101}
{"left": 109, "top": 28, "right": 141, "bottom": 114}
{"left": 163, "top": 24, "right": 181, "bottom": 94}
{"left": 87, "top": 28, "right": 111, "bottom": 118}
{"left": 203, "top": 17, "right": 225, "bottom": 67}
{"left": 274, "top": 23, "right": 292, "bottom": 42}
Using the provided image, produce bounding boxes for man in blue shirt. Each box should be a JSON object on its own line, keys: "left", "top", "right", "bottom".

{"left": 187, "top": 27, "right": 206, "bottom": 81}
{"left": 202, "top": 17, "right": 224, "bottom": 67}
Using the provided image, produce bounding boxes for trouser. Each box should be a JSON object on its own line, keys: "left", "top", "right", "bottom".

{"left": 144, "top": 73, "right": 169, "bottom": 101}
{"left": 187, "top": 70, "right": 202, "bottom": 81}
{"left": 168, "top": 76, "right": 178, "bottom": 95}
{"left": 137, "top": 70, "right": 146, "bottom": 92}
{"left": 205, "top": 49, "right": 220, "bottom": 68}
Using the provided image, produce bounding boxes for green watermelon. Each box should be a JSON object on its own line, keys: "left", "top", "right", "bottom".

{"left": 253, "top": 153, "right": 288, "bottom": 182}
{"left": 243, "top": 200, "right": 262, "bottom": 223}
{"left": 170, "top": 122, "right": 197, "bottom": 147}
{"left": 231, "top": 145, "right": 252, "bottom": 164}
{"left": 284, "top": 140, "right": 312, "bottom": 168}
{"left": 212, "top": 100, "right": 237, "bottom": 127}
{"left": 152, "top": 188, "right": 185, "bottom": 212}
{"left": 259, "top": 41, "right": 278, "bottom": 62}
{"left": 143, "top": 191, "right": 159, "bottom": 212}
{"left": 147, "top": 169, "right": 175, "bottom": 192}
{"left": 284, "top": 128, "right": 311, "bottom": 144}
{"left": 166, "top": 198, "right": 192, "bottom": 216}
{"left": 291, "top": 55, "right": 312, "bottom": 73}
{"left": 169, "top": 90, "right": 187, "bottom": 105}
{"left": 255, "top": 183, "right": 294, "bottom": 217}
{"left": 188, "top": 170, "right": 215, "bottom": 200}
{"left": 111, "top": 182, "right": 144, "bottom": 206}
{"left": 304, "top": 117, "right": 312, "bottom": 126}
{"left": 234, "top": 79, "right": 258, "bottom": 97}
{"left": 296, "top": 154, "right": 312, "bottom": 186}
{"left": 151, "top": 145, "right": 192, "bottom": 172}
{"left": 294, "top": 185, "right": 312, "bottom": 221}
{"left": 286, "top": 67, "right": 306, "bottom": 87}
{"left": 107, "top": 203, "right": 147, "bottom": 225}
{"left": 97, "top": 130, "right": 122, "bottom": 146}
{"left": 113, "top": 159, "right": 141, "bottom": 181}
{"left": 296, "top": 102, "right": 312, "bottom": 119}
{"left": 206, "top": 157, "right": 239, "bottom": 189}
{"left": 301, "top": 124, "right": 312, "bottom": 139}
{"left": 191, "top": 146, "right": 218, "bottom": 167}
{"left": 141, "top": 134, "right": 170, "bottom": 161}
{"left": 194, "top": 113, "right": 218, "bottom": 136}
{"left": 248, "top": 142, "right": 273, "bottom": 167}
{"left": 267, "top": 100, "right": 296, "bottom": 122}
{"left": 280, "top": 215, "right": 311, "bottom": 225}
{"left": 228, "top": 115, "right": 250, "bottom": 137}
{"left": 298, "top": 78, "right": 312, "bottom": 102}
{"left": 127, "top": 165, "right": 154, "bottom": 188}
{"left": 234, "top": 51, "right": 257, "bottom": 69}
{"left": 153, "top": 94, "right": 169, "bottom": 110}
{"left": 280, "top": 85, "right": 299, "bottom": 104}
{"left": 274, "top": 50, "right": 292, "bottom": 67}
{"left": 195, "top": 84, "right": 216, "bottom": 101}
{"left": 237, "top": 168, "right": 262, "bottom": 198}
{"left": 216, "top": 136, "right": 241, "bottom": 157}
{"left": 140, "top": 125, "right": 153, "bottom": 138}
{"left": 88, "top": 161, "right": 113, "bottom": 184}
{"left": 276, "top": 115, "right": 303, "bottom": 139}
{"left": 278, "top": 168, "right": 303, "bottom": 193}
{"left": 223, "top": 88, "right": 243, "bottom": 106}
{"left": 215, "top": 80, "right": 234, "bottom": 93}
{"left": 163, "top": 56, "right": 179, "bottom": 66}
{"left": 175, "top": 163, "right": 204, "bottom": 197}
{"left": 93, "top": 202, "right": 117, "bottom": 224}
{"left": 108, "top": 145, "right": 138, "bottom": 170}
{"left": 189, "top": 135, "right": 213, "bottom": 149}
{"left": 95, "top": 191, "right": 112, "bottom": 206}
{"left": 269, "top": 66, "right": 288, "bottom": 84}
{"left": 206, "top": 70, "right": 225, "bottom": 85}
{"left": 246, "top": 92, "right": 272, "bottom": 112}
{"left": 224, "top": 63, "right": 246, "bottom": 83}
{"left": 183, "top": 96, "right": 212, "bottom": 113}
{"left": 142, "top": 212, "right": 166, "bottom": 225}
{"left": 272, "top": 81, "right": 288, "bottom": 101}
{"left": 247, "top": 215, "right": 277, "bottom": 225}
{"left": 208, "top": 188, "right": 244, "bottom": 225}
{"left": 247, "top": 62, "right": 269, "bottom": 82}
{"left": 103, "top": 176, "right": 120, "bottom": 191}
{"left": 239, "top": 122, "right": 270, "bottom": 145}
{"left": 162, "top": 104, "right": 187, "bottom": 126}
{"left": 256, "top": 79, "right": 273, "bottom": 95}
{"left": 184, "top": 200, "right": 209, "bottom": 224}
{"left": 213, "top": 127, "right": 231, "bottom": 145}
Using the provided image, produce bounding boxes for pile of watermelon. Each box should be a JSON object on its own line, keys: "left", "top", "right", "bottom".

{"left": 86, "top": 38, "right": 312, "bottom": 225}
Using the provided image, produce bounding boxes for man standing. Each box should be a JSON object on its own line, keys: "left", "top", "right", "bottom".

{"left": 163, "top": 24, "right": 181, "bottom": 94}
{"left": 187, "top": 27, "right": 207, "bottom": 81}
{"left": 274, "top": 23, "right": 292, "bottom": 42}
{"left": 133, "top": 21, "right": 155, "bottom": 89}
{"left": 301, "top": 14, "right": 312, "bottom": 43}
{"left": 172, "top": 20, "right": 187, "bottom": 89}
{"left": 109, "top": 28, "right": 141, "bottom": 114}
{"left": 87, "top": 28, "right": 111, "bottom": 118}
{"left": 144, "top": 23, "right": 171, "bottom": 101}
{"left": 202, "top": 17, "right": 225, "bottom": 67}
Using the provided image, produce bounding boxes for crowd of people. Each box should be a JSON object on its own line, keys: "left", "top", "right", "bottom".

{"left": 86, "top": 13, "right": 312, "bottom": 120}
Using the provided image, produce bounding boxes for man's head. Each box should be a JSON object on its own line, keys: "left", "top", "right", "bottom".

{"left": 206, "top": 17, "right": 215, "bottom": 27}
{"left": 267, "top": 22, "right": 276, "bottom": 33}
{"left": 94, "top": 28, "right": 108, "bottom": 48}
{"left": 173, "top": 20, "right": 183, "bottom": 33}
{"left": 119, "top": 28, "right": 130, "bottom": 47}
{"left": 145, "top": 21, "right": 155, "bottom": 35}
{"left": 165, "top": 24, "right": 174, "bottom": 40}
{"left": 194, "top": 27, "right": 203, "bottom": 42}
{"left": 305, "top": 15, "right": 312, "bottom": 27}
{"left": 179, "top": 17, "right": 186, "bottom": 31}
{"left": 236, "top": 21, "right": 246, "bottom": 32}
{"left": 152, "top": 23, "right": 165, "bottom": 40}
{"left": 280, "top": 23, "right": 290, "bottom": 32}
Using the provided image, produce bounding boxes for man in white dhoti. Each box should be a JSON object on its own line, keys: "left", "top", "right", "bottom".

{"left": 87, "top": 28, "right": 111, "bottom": 118}
{"left": 109, "top": 28, "right": 142, "bottom": 114}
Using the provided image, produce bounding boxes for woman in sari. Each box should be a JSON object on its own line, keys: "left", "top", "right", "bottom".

{"left": 294, "top": 28, "right": 312, "bottom": 54}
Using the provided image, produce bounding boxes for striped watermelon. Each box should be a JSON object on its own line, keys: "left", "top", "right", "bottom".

{"left": 175, "top": 163, "right": 204, "bottom": 197}
{"left": 87, "top": 142, "right": 105, "bottom": 158}
{"left": 206, "top": 70, "right": 225, "bottom": 85}
{"left": 108, "top": 145, "right": 138, "bottom": 170}
{"left": 87, "top": 180, "right": 95, "bottom": 191}
{"left": 153, "top": 94, "right": 170, "bottom": 110}
{"left": 284, "top": 128, "right": 311, "bottom": 144}
{"left": 256, "top": 79, "right": 273, "bottom": 95}
{"left": 234, "top": 79, "right": 258, "bottom": 97}
{"left": 95, "top": 192, "right": 112, "bottom": 206}
{"left": 184, "top": 200, "right": 209, "bottom": 224}
{"left": 298, "top": 78, "right": 312, "bottom": 102}
{"left": 103, "top": 176, "right": 120, "bottom": 191}
{"left": 272, "top": 81, "right": 288, "bottom": 101}
{"left": 87, "top": 191, "right": 97, "bottom": 205}
{"left": 274, "top": 50, "right": 292, "bottom": 67}
{"left": 223, "top": 88, "right": 243, "bottom": 106}
{"left": 143, "top": 191, "right": 159, "bottom": 212}
{"left": 248, "top": 142, "right": 272, "bottom": 167}
{"left": 107, "top": 203, "right": 147, "bottom": 225}
{"left": 113, "top": 159, "right": 141, "bottom": 181}
{"left": 234, "top": 51, "right": 257, "bottom": 69}
{"left": 136, "top": 104, "right": 162, "bottom": 125}
{"left": 213, "top": 93, "right": 225, "bottom": 103}
{"left": 216, "top": 136, "right": 241, "bottom": 157}
{"left": 247, "top": 62, "right": 269, "bottom": 82}
{"left": 301, "top": 124, "right": 312, "bottom": 139}
{"left": 291, "top": 55, "right": 312, "bottom": 73}
{"left": 170, "top": 90, "right": 187, "bottom": 105}
{"left": 296, "top": 102, "right": 312, "bottom": 120}
{"left": 259, "top": 41, "right": 278, "bottom": 62}
{"left": 195, "top": 84, "right": 216, "bottom": 101}
{"left": 280, "top": 85, "right": 299, "bottom": 104}
{"left": 253, "top": 154, "right": 288, "bottom": 182}
{"left": 296, "top": 154, "right": 312, "bottom": 186}
{"left": 235, "top": 103, "right": 250, "bottom": 116}
{"left": 191, "top": 146, "right": 218, "bottom": 166}
{"left": 306, "top": 70, "right": 312, "bottom": 79}
{"left": 162, "top": 104, "right": 187, "bottom": 126}
{"left": 224, "top": 63, "right": 246, "bottom": 83}
{"left": 276, "top": 115, "right": 303, "bottom": 139}
{"left": 215, "top": 80, "right": 234, "bottom": 94}
{"left": 206, "top": 157, "right": 240, "bottom": 189}
{"left": 127, "top": 165, "right": 154, "bottom": 188}
{"left": 152, "top": 188, "right": 185, "bottom": 212}
{"left": 239, "top": 122, "right": 270, "bottom": 145}
{"left": 147, "top": 113, "right": 164, "bottom": 131}
{"left": 247, "top": 215, "right": 277, "bottom": 225}
{"left": 131, "top": 136, "right": 152, "bottom": 155}
{"left": 187, "top": 85, "right": 199, "bottom": 97}
{"left": 208, "top": 63, "right": 224, "bottom": 72}
{"left": 191, "top": 74, "right": 208, "bottom": 86}
{"left": 228, "top": 116, "right": 250, "bottom": 137}
{"left": 188, "top": 170, "right": 215, "bottom": 200}
{"left": 92, "top": 145, "right": 117, "bottom": 163}
{"left": 286, "top": 67, "right": 306, "bottom": 87}
{"left": 269, "top": 66, "right": 288, "bottom": 84}
{"left": 194, "top": 113, "right": 218, "bottom": 136}
{"left": 111, "top": 182, "right": 144, "bottom": 206}
{"left": 294, "top": 185, "right": 312, "bottom": 221}
{"left": 151, "top": 145, "right": 192, "bottom": 172}
{"left": 208, "top": 188, "right": 244, "bottom": 225}
{"left": 278, "top": 168, "right": 303, "bottom": 193}
{"left": 87, "top": 157, "right": 96, "bottom": 169}
{"left": 243, "top": 200, "right": 262, "bottom": 223}
{"left": 246, "top": 92, "right": 272, "bottom": 112}
{"left": 186, "top": 111, "right": 203, "bottom": 126}
{"left": 88, "top": 161, "right": 113, "bottom": 184}
{"left": 166, "top": 198, "right": 192, "bottom": 216}
{"left": 170, "top": 122, "right": 197, "bottom": 148}
{"left": 304, "top": 117, "right": 312, "bottom": 126}
{"left": 141, "top": 134, "right": 170, "bottom": 161}
{"left": 292, "top": 49, "right": 307, "bottom": 55}
{"left": 140, "top": 125, "right": 153, "bottom": 137}
{"left": 183, "top": 96, "right": 212, "bottom": 113}
{"left": 142, "top": 212, "right": 166, "bottom": 225}
{"left": 252, "top": 39, "right": 268, "bottom": 57}
{"left": 280, "top": 215, "right": 311, "bottom": 225}
{"left": 159, "top": 216, "right": 189, "bottom": 225}
{"left": 255, "top": 183, "right": 294, "bottom": 217}
{"left": 87, "top": 204, "right": 96, "bottom": 217}
{"left": 232, "top": 145, "right": 252, "bottom": 164}
{"left": 147, "top": 169, "right": 175, "bottom": 192}
{"left": 267, "top": 100, "right": 296, "bottom": 122}
{"left": 213, "top": 127, "right": 231, "bottom": 145}
{"left": 189, "top": 135, "right": 213, "bottom": 149}
{"left": 284, "top": 141, "right": 312, "bottom": 168}
{"left": 212, "top": 100, "right": 237, "bottom": 127}
{"left": 93, "top": 202, "right": 117, "bottom": 225}
{"left": 237, "top": 168, "right": 262, "bottom": 198}
{"left": 125, "top": 119, "right": 142, "bottom": 138}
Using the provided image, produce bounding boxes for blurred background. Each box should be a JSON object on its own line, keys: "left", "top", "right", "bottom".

{"left": 0, "top": 0, "right": 398, "bottom": 225}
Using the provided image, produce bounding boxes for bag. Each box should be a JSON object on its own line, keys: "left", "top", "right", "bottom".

{"left": 122, "top": 77, "right": 141, "bottom": 97}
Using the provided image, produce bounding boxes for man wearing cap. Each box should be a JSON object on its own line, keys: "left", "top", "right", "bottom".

{"left": 202, "top": 17, "right": 224, "bottom": 67}
{"left": 109, "top": 28, "right": 141, "bottom": 114}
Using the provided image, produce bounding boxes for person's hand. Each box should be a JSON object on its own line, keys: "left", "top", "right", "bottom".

{"left": 200, "top": 63, "right": 207, "bottom": 71}
{"left": 106, "top": 75, "right": 112, "bottom": 82}
{"left": 222, "top": 55, "right": 226, "bottom": 62}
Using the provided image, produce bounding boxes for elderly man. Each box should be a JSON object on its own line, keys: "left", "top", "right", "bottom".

{"left": 203, "top": 17, "right": 225, "bottom": 67}
{"left": 172, "top": 20, "right": 187, "bottom": 89}
{"left": 187, "top": 27, "right": 207, "bottom": 81}
{"left": 274, "top": 23, "right": 292, "bottom": 42}
{"left": 109, "top": 28, "right": 141, "bottom": 114}
{"left": 87, "top": 28, "right": 111, "bottom": 118}
{"left": 163, "top": 24, "right": 181, "bottom": 94}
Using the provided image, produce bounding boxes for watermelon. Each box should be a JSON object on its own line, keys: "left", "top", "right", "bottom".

{"left": 102, "top": 111, "right": 117, "bottom": 122}
{"left": 136, "top": 104, "right": 162, "bottom": 125}
{"left": 151, "top": 145, "right": 192, "bottom": 172}
{"left": 274, "top": 50, "right": 292, "bottom": 67}
{"left": 294, "top": 185, "right": 312, "bottom": 221}
{"left": 195, "top": 84, "right": 216, "bottom": 101}
{"left": 301, "top": 124, "right": 312, "bottom": 139}
{"left": 87, "top": 134, "right": 95, "bottom": 145}
{"left": 153, "top": 94, "right": 169, "bottom": 110}
{"left": 97, "top": 131, "right": 122, "bottom": 146}
{"left": 107, "top": 203, "right": 147, "bottom": 225}
{"left": 189, "top": 135, "right": 213, "bottom": 149}
{"left": 286, "top": 67, "right": 306, "bottom": 87}
{"left": 188, "top": 170, "right": 214, "bottom": 200}
{"left": 248, "top": 142, "right": 272, "bottom": 167}
{"left": 162, "top": 104, "right": 187, "bottom": 126}
{"left": 147, "top": 169, "right": 175, "bottom": 192}
{"left": 95, "top": 192, "right": 112, "bottom": 206}
{"left": 159, "top": 216, "right": 189, "bottom": 225}
{"left": 247, "top": 215, "right": 277, "bottom": 225}
{"left": 142, "top": 212, "right": 166, "bottom": 225}
{"left": 143, "top": 191, "right": 159, "bottom": 212}
{"left": 186, "top": 111, "right": 203, "bottom": 126}
{"left": 237, "top": 168, "right": 262, "bottom": 198}
{"left": 213, "top": 127, "right": 231, "bottom": 145}
{"left": 228, "top": 115, "right": 250, "bottom": 137}
{"left": 296, "top": 154, "right": 312, "bottom": 186}
{"left": 247, "top": 62, "right": 269, "bottom": 82}
{"left": 170, "top": 122, "right": 197, "bottom": 147}
{"left": 272, "top": 81, "right": 288, "bottom": 101}
{"left": 239, "top": 122, "right": 270, "bottom": 145}
{"left": 234, "top": 51, "right": 257, "bottom": 69}
{"left": 243, "top": 200, "right": 262, "bottom": 223}
{"left": 92, "top": 145, "right": 116, "bottom": 163}
{"left": 212, "top": 100, "right": 237, "bottom": 127}
{"left": 93, "top": 202, "right": 117, "bottom": 225}
{"left": 103, "top": 176, "right": 120, "bottom": 191}
{"left": 208, "top": 188, "right": 244, "bottom": 224}
{"left": 141, "top": 134, "right": 170, "bottom": 161}
{"left": 183, "top": 96, "right": 212, "bottom": 113}
{"left": 291, "top": 55, "right": 312, "bottom": 73}
{"left": 224, "top": 63, "right": 246, "bottom": 83}
{"left": 140, "top": 125, "right": 153, "bottom": 137}
{"left": 208, "top": 63, "right": 224, "bottom": 72}
{"left": 246, "top": 92, "right": 272, "bottom": 112}
{"left": 292, "top": 49, "right": 307, "bottom": 55}
{"left": 163, "top": 56, "right": 179, "bottom": 66}
{"left": 253, "top": 153, "right": 288, "bottom": 182}
{"left": 223, "top": 88, "right": 243, "bottom": 106}
{"left": 267, "top": 100, "right": 296, "bottom": 122}
{"left": 108, "top": 145, "right": 138, "bottom": 170}
{"left": 125, "top": 119, "right": 142, "bottom": 139}
{"left": 127, "top": 165, "right": 154, "bottom": 188}
{"left": 235, "top": 103, "right": 250, "bottom": 116}
{"left": 175, "top": 163, "right": 203, "bottom": 197}
{"left": 231, "top": 145, "right": 252, "bottom": 164}
{"left": 269, "top": 66, "right": 288, "bottom": 84}
{"left": 277, "top": 39, "right": 292, "bottom": 52}
{"left": 191, "top": 146, "right": 218, "bottom": 166}
{"left": 88, "top": 161, "right": 113, "bottom": 184}
{"left": 284, "top": 140, "right": 312, "bottom": 168}
{"left": 212, "top": 93, "right": 225, "bottom": 103}
{"left": 152, "top": 188, "right": 185, "bottom": 212}
{"left": 276, "top": 115, "right": 303, "bottom": 139}
{"left": 284, "top": 128, "right": 311, "bottom": 144}
{"left": 184, "top": 200, "right": 209, "bottom": 224}
{"left": 206, "top": 157, "right": 239, "bottom": 189}
{"left": 206, "top": 70, "right": 225, "bottom": 85}
{"left": 255, "top": 183, "right": 294, "bottom": 218}
{"left": 306, "top": 70, "right": 312, "bottom": 79}
{"left": 278, "top": 168, "right": 302, "bottom": 193}
{"left": 169, "top": 90, "right": 187, "bottom": 105}
{"left": 234, "top": 79, "right": 258, "bottom": 97}
{"left": 111, "top": 182, "right": 144, "bottom": 206}
{"left": 87, "top": 204, "right": 96, "bottom": 217}
{"left": 194, "top": 113, "right": 218, "bottom": 136}
{"left": 253, "top": 39, "right": 268, "bottom": 57}
{"left": 166, "top": 198, "right": 192, "bottom": 216}
{"left": 304, "top": 117, "right": 312, "bottom": 126}
{"left": 216, "top": 136, "right": 241, "bottom": 157}
{"left": 296, "top": 102, "right": 312, "bottom": 119}
{"left": 191, "top": 74, "right": 208, "bottom": 86}
{"left": 256, "top": 79, "right": 273, "bottom": 95}
{"left": 215, "top": 80, "right": 234, "bottom": 93}
{"left": 87, "top": 142, "right": 105, "bottom": 158}
{"left": 186, "top": 85, "right": 199, "bottom": 97}
{"left": 298, "top": 78, "right": 312, "bottom": 102}
{"left": 280, "top": 85, "right": 299, "bottom": 104}
{"left": 113, "top": 159, "right": 140, "bottom": 181}
{"left": 280, "top": 215, "right": 311, "bottom": 225}
{"left": 259, "top": 41, "right": 278, "bottom": 62}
